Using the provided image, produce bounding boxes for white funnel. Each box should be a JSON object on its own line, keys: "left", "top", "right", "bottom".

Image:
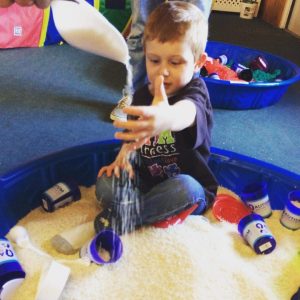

{"left": 51, "top": 0, "right": 130, "bottom": 65}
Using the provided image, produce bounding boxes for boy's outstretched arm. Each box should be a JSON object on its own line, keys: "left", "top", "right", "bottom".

{"left": 113, "top": 75, "right": 197, "bottom": 150}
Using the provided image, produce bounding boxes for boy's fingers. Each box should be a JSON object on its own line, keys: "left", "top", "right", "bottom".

{"left": 98, "top": 166, "right": 111, "bottom": 177}
{"left": 123, "top": 106, "right": 148, "bottom": 116}
{"left": 98, "top": 169, "right": 104, "bottom": 177}
{"left": 152, "top": 75, "right": 167, "bottom": 106}
{"left": 114, "top": 119, "right": 152, "bottom": 131}
{"left": 114, "top": 166, "right": 120, "bottom": 178}
{"left": 114, "top": 131, "right": 138, "bottom": 142}
{"left": 132, "top": 138, "right": 149, "bottom": 150}
{"left": 114, "top": 127, "right": 153, "bottom": 141}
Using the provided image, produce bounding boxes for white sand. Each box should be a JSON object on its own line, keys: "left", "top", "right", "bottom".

{"left": 8, "top": 186, "right": 300, "bottom": 300}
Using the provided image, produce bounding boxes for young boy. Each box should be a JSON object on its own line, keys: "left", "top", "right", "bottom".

{"left": 95, "top": 1, "right": 218, "bottom": 235}
{"left": 110, "top": 0, "right": 213, "bottom": 121}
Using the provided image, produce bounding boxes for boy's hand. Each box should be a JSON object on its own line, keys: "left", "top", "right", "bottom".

{"left": 113, "top": 76, "right": 170, "bottom": 150}
{"left": 97, "top": 143, "right": 134, "bottom": 178}
{"left": 151, "top": 75, "right": 168, "bottom": 106}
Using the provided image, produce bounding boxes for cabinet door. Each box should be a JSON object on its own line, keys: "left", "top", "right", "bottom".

{"left": 260, "top": 0, "right": 293, "bottom": 28}
{"left": 288, "top": 0, "right": 300, "bottom": 36}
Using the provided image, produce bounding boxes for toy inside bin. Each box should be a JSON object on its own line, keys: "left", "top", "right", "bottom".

{"left": 204, "top": 41, "right": 300, "bottom": 109}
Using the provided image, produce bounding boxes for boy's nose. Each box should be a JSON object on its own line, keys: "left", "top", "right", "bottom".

{"left": 159, "top": 65, "right": 169, "bottom": 77}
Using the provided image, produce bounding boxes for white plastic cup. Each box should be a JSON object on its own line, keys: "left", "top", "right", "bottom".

{"left": 280, "top": 190, "right": 300, "bottom": 230}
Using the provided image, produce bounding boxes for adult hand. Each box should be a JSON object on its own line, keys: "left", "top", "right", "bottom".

{"left": 113, "top": 75, "right": 170, "bottom": 150}
{"left": 0, "top": 0, "right": 51, "bottom": 9}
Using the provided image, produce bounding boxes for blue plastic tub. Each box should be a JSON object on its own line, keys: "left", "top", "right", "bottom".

{"left": 204, "top": 41, "right": 300, "bottom": 109}
{"left": 0, "top": 140, "right": 299, "bottom": 236}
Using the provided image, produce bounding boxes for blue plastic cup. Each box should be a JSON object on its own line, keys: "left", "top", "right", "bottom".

{"left": 280, "top": 190, "right": 300, "bottom": 230}
{"left": 241, "top": 181, "right": 272, "bottom": 218}
{"left": 80, "top": 229, "right": 123, "bottom": 265}
{"left": 238, "top": 213, "right": 276, "bottom": 255}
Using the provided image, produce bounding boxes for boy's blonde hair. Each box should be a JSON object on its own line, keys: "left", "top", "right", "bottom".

{"left": 143, "top": 1, "right": 208, "bottom": 60}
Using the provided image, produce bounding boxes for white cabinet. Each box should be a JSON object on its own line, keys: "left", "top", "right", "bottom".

{"left": 212, "top": 0, "right": 261, "bottom": 16}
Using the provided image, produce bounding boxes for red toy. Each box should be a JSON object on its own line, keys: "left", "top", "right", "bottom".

{"left": 204, "top": 58, "right": 243, "bottom": 81}
{"left": 212, "top": 194, "right": 251, "bottom": 224}
{"left": 153, "top": 203, "right": 199, "bottom": 228}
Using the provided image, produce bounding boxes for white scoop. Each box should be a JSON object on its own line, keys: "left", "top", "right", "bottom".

{"left": 51, "top": 0, "right": 130, "bottom": 64}
{"left": 8, "top": 226, "right": 90, "bottom": 266}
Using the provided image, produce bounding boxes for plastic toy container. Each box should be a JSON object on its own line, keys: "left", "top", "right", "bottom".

{"left": 241, "top": 181, "right": 272, "bottom": 218}
{"left": 80, "top": 229, "right": 123, "bottom": 265}
{"left": 0, "top": 238, "right": 26, "bottom": 300}
{"left": 280, "top": 190, "right": 300, "bottom": 230}
{"left": 204, "top": 41, "right": 300, "bottom": 109}
{"left": 238, "top": 213, "right": 276, "bottom": 255}
{"left": 41, "top": 181, "right": 81, "bottom": 212}
{"left": 1, "top": 140, "right": 300, "bottom": 237}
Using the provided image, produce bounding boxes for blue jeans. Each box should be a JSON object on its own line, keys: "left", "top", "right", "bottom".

{"left": 95, "top": 174, "right": 207, "bottom": 227}
{"left": 128, "top": 0, "right": 212, "bottom": 90}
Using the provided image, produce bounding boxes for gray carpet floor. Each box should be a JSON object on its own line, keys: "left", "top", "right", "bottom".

{"left": 210, "top": 12, "right": 300, "bottom": 175}
{"left": 0, "top": 12, "right": 299, "bottom": 176}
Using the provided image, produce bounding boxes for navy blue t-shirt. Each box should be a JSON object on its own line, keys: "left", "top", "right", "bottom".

{"left": 132, "top": 77, "right": 218, "bottom": 203}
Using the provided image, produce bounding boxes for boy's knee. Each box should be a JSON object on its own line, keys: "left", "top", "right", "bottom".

{"left": 95, "top": 175, "right": 113, "bottom": 208}
{"left": 177, "top": 175, "right": 204, "bottom": 195}
{"left": 176, "top": 175, "right": 207, "bottom": 211}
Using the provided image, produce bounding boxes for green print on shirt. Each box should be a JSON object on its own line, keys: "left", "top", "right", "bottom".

{"left": 141, "top": 131, "right": 177, "bottom": 158}
{"left": 157, "top": 130, "right": 175, "bottom": 145}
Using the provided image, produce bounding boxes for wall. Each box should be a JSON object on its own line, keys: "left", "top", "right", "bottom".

{"left": 288, "top": 0, "right": 300, "bottom": 36}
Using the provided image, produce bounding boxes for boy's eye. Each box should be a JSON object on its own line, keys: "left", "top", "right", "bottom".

{"left": 170, "top": 59, "right": 183, "bottom": 65}
{"left": 150, "top": 58, "right": 159, "bottom": 64}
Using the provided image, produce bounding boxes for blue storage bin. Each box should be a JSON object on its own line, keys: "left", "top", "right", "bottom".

{"left": 0, "top": 140, "right": 299, "bottom": 236}
{"left": 204, "top": 41, "right": 300, "bottom": 109}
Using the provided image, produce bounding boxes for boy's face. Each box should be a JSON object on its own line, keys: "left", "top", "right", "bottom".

{"left": 145, "top": 38, "right": 202, "bottom": 96}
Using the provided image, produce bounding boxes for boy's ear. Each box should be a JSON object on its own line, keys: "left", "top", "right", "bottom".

{"left": 194, "top": 52, "right": 207, "bottom": 73}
